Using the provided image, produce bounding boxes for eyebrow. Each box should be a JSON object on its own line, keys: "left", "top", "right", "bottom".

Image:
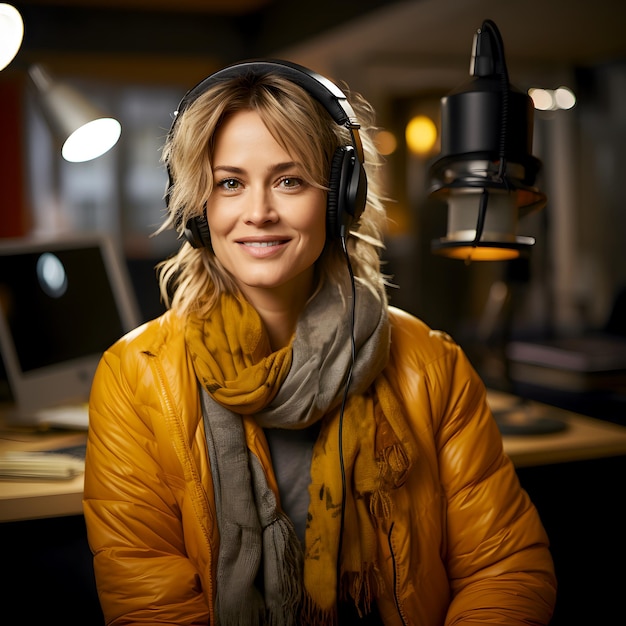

{"left": 212, "top": 162, "right": 301, "bottom": 176}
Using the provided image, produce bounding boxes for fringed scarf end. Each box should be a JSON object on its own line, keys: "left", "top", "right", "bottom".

{"left": 299, "top": 591, "right": 338, "bottom": 626}
{"left": 264, "top": 512, "right": 305, "bottom": 626}
{"left": 340, "top": 564, "right": 383, "bottom": 619}
{"left": 369, "top": 488, "right": 392, "bottom": 519}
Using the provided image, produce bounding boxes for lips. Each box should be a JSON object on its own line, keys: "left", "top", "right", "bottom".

{"left": 242, "top": 241, "right": 282, "bottom": 247}
{"left": 236, "top": 237, "right": 290, "bottom": 257}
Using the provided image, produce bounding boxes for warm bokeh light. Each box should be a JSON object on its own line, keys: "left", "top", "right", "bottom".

{"left": 374, "top": 129, "right": 398, "bottom": 155}
{"left": 554, "top": 86, "right": 576, "bottom": 110}
{"left": 529, "top": 88, "right": 554, "bottom": 111}
{"left": 405, "top": 115, "right": 437, "bottom": 156}
{"left": 529, "top": 86, "right": 576, "bottom": 111}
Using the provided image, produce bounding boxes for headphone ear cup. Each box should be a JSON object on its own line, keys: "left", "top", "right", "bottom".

{"left": 183, "top": 212, "right": 212, "bottom": 250}
{"left": 326, "top": 148, "right": 345, "bottom": 239}
{"left": 166, "top": 165, "right": 211, "bottom": 250}
{"left": 326, "top": 145, "right": 367, "bottom": 239}
{"left": 349, "top": 158, "right": 368, "bottom": 226}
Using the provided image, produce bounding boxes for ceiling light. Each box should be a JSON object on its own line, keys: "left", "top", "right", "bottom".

{"left": 0, "top": 3, "right": 23, "bottom": 71}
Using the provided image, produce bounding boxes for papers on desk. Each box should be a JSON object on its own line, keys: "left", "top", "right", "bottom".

{"left": 0, "top": 425, "right": 87, "bottom": 480}
{"left": 0, "top": 450, "right": 84, "bottom": 480}
{"left": 2, "top": 403, "right": 90, "bottom": 431}
{"left": 32, "top": 404, "right": 90, "bottom": 430}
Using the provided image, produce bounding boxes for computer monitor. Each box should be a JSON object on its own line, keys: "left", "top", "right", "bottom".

{"left": 0, "top": 233, "right": 141, "bottom": 424}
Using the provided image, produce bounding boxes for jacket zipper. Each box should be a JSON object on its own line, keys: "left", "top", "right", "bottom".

{"left": 147, "top": 352, "right": 216, "bottom": 621}
{"left": 387, "top": 521, "right": 409, "bottom": 626}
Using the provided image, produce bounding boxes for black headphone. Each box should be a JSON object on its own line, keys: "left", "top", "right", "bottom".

{"left": 165, "top": 59, "right": 368, "bottom": 248}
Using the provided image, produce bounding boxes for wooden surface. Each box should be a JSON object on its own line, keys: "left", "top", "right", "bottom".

{"left": 2, "top": 392, "right": 626, "bottom": 521}
{"left": 0, "top": 426, "right": 86, "bottom": 522}
{"left": 488, "top": 390, "right": 626, "bottom": 467}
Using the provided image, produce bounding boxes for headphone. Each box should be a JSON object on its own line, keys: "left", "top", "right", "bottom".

{"left": 165, "top": 59, "right": 368, "bottom": 248}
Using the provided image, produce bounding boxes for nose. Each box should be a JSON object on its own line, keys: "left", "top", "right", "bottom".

{"left": 244, "top": 186, "right": 278, "bottom": 225}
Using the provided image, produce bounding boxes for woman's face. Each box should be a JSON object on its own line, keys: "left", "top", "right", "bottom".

{"left": 205, "top": 109, "right": 327, "bottom": 310}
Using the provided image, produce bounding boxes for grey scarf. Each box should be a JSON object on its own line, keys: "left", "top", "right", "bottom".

{"left": 199, "top": 276, "right": 390, "bottom": 625}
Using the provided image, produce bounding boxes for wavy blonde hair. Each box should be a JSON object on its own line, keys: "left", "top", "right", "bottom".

{"left": 156, "top": 65, "right": 389, "bottom": 316}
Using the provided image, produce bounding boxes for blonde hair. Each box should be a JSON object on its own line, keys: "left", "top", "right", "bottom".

{"left": 157, "top": 66, "right": 389, "bottom": 316}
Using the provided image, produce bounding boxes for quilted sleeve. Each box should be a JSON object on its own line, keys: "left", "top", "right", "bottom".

{"left": 83, "top": 335, "right": 210, "bottom": 625}
{"left": 431, "top": 332, "right": 557, "bottom": 625}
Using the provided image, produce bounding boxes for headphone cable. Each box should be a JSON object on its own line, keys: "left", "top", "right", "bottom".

{"left": 335, "top": 224, "right": 357, "bottom": 607}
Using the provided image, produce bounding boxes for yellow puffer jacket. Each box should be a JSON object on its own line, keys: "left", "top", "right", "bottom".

{"left": 84, "top": 306, "right": 556, "bottom": 625}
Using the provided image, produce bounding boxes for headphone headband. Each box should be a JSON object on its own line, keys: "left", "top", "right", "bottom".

{"left": 173, "top": 58, "right": 364, "bottom": 163}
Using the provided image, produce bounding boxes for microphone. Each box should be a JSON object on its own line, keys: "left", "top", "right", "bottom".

{"left": 427, "top": 19, "right": 546, "bottom": 262}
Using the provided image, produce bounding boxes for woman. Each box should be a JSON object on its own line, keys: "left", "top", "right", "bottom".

{"left": 84, "top": 59, "right": 557, "bottom": 625}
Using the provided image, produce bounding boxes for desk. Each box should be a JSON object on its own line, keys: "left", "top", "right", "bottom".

{"left": 0, "top": 473, "right": 84, "bottom": 522}
{"left": 2, "top": 393, "right": 626, "bottom": 522}
{"left": 488, "top": 390, "right": 626, "bottom": 467}
{"left": 0, "top": 426, "right": 86, "bottom": 522}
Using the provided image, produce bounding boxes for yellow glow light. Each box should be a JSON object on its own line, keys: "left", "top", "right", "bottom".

{"left": 374, "top": 129, "right": 398, "bottom": 156}
{"left": 405, "top": 115, "right": 437, "bottom": 156}
{"left": 435, "top": 246, "right": 521, "bottom": 261}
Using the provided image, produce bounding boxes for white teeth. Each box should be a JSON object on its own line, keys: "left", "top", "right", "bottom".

{"left": 243, "top": 241, "right": 280, "bottom": 247}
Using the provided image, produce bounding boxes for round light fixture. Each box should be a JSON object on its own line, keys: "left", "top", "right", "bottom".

{"left": 0, "top": 3, "right": 24, "bottom": 71}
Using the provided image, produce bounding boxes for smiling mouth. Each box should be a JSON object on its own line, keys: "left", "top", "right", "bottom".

{"left": 241, "top": 241, "right": 284, "bottom": 247}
